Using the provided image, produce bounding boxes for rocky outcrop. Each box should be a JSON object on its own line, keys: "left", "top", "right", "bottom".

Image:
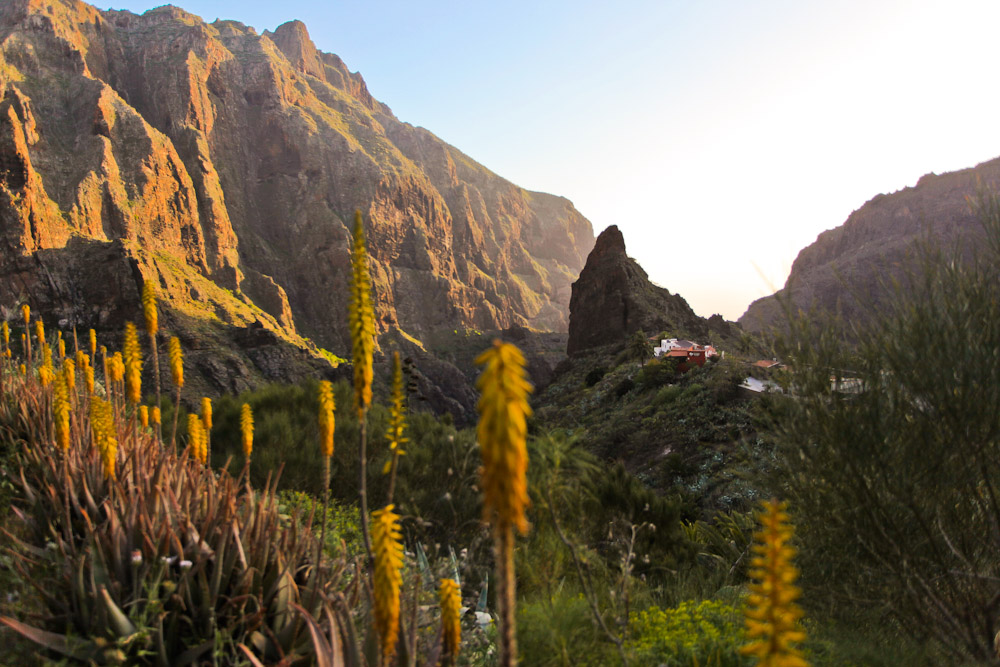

{"left": 739, "top": 157, "right": 1000, "bottom": 333}
{"left": 0, "top": 0, "right": 594, "bottom": 367}
{"left": 567, "top": 225, "right": 739, "bottom": 356}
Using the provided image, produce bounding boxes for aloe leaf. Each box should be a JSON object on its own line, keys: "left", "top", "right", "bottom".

{"left": 99, "top": 585, "right": 137, "bottom": 637}
{"left": 449, "top": 545, "right": 461, "bottom": 587}
{"left": 238, "top": 644, "right": 268, "bottom": 667}
{"left": 477, "top": 572, "right": 489, "bottom": 612}
{"left": 176, "top": 639, "right": 213, "bottom": 666}
{"left": 290, "top": 602, "right": 331, "bottom": 667}
{"left": 416, "top": 542, "right": 431, "bottom": 588}
{"left": 0, "top": 615, "right": 99, "bottom": 661}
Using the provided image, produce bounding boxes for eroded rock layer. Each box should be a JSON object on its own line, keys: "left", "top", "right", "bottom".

{"left": 739, "top": 157, "right": 1000, "bottom": 333}
{"left": 0, "top": 0, "right": 594, "bottom": 356}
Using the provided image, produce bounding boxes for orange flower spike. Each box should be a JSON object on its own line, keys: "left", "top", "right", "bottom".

{"left": 318, "top": 381, "right": 335, "bottom": 458}
{"left": 372, "top": 504, "right": 404, "bottom": 662}
{"left": 475, "top": 340, "right": 533, "bottom": 533}
{"left": 240, "top": 403, "right": 253, "bottom": 458}
{"left": 439, "top": 578, "right": 462, "bottom": 661}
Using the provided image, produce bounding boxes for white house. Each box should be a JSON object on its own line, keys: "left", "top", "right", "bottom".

{"left": 653, "top": 338, "right": 719, "bottom": 359}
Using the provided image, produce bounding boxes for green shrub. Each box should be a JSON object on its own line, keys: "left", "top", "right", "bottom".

{"left": 635, "top": 358, "right": 677, "bottom": 391}
{"left": 585, "top": 366, "right": 608, "bottom": 387}
{"left": 518, "top": 590, "right": 619, "bottom": 666}
{"left": 656, "top": 384, "right": 683, "bottom": 405}
{"left": 626, "top": 599, "right": 750, "bottom": 666}
{"left": 614, "top": 377, "right": 635, "bottom": 398}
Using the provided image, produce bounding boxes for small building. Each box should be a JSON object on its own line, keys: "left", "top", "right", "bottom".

{"left": 653, "top": 338, "right": 719, "bottom": 369}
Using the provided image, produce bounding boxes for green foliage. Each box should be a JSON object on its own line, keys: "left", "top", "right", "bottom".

{"left": 626, "top": 599, "right": 749, "bottom": 666}
{"left": 517, "top": 590, "right": 619, "bottom": 666}
{"left": 584, "top": 366, "right": 607, "bottom": 387}
{"left": 589, "top": 463, "right": 693, "bottom": 579}
{"left": 765, "top": 193, "right": 1000, "bottom": 662}
{"left": 0, "top": 381, "right": 347, "bottom": 665}
{"left": 278, "top": 490, "right": 365, "bottom": 558}
{"left": 635, "top": 358, "right": 677, "bottom": 391}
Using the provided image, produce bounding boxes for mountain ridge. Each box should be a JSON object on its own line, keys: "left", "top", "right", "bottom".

{"left": 0, "top": 0, "right": 594, "bottom": 366}
{"left": 739, "top": 156, "right": 1000, "bottom": 333}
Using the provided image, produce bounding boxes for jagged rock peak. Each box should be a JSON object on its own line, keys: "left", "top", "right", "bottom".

{"left": 0, "top": 0, "right": 595, "bottom": 359}
{"left": 264, "top": 20, "right": 325, "bottom": 81}
{"left": 593, "top": 224, "right": 626, "bottom": 254}
{"left": 567, "top": 225, "right": 739, "bottom": 356}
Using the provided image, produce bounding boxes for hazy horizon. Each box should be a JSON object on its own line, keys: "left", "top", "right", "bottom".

{"left": 103, "top": 0, "right": 1000, "bottom": 320}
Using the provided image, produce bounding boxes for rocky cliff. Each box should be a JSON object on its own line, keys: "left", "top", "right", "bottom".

{"left": 567, "top": 225, "right": 738, "bottom": 355}
{"left": 0, "top": 0, "right": 594, "bottom": 370}
{"left": 739, "top": 157, "right": 1000, "bottom": 333}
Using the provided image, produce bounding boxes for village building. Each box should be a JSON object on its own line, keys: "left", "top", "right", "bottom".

{"left": 652, "top": 338, "right": 718, "bottom": 369}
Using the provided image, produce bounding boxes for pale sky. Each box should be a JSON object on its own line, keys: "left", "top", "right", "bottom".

{"left": 103, "top": 0, "right": 1000, "bottom": 320}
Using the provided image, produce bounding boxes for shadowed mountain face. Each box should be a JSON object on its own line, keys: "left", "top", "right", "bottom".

{"left": 567, "top": 225, "right": 739, "bottom": 356}
{"left": 739, "top": 157, "right": 1000, "bottom": 334}
{"left": 0, "top": 0, "right": 594, "bottom": 356}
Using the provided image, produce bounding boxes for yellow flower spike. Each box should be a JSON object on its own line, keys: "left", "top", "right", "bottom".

{"left": 21, "top": 304, "right": 29, "bottom": 326}
{"left": 372, "top": 504, "right": 404, "bottom": 663}
{"left": 475, "top": 340, "right": 532, "bottom": 534}
{"left": 187, "top": 413, "right": 206, "bottom": 464}
{"left": 39, "top": 344, "right": 54, "bottom": 387}
{"left": 152, "top": 406, "right": 161, "bottom": 426}
{"left": 110, "top": 352, "right": 125, "bottom": 385}
{"left": 201, "top": 397, "right": 213, "bottom": 463}
{"left": 84, "top": 361, "right": 95, "bottom": 395}
{"left": 34, "top": 319, "right": 44, "bottom": 346}
{"left": 168, "top": 336, "right": 184, "bottom": 389}
{"left": 348, "top": 210, "right": 375, "bottom": 418}
{"left": 138, "top": 405, "right": 149, "bottom": 428}
{"left": 142, "top": 280, "right": 158, "bottom": 336}
{"left": 240, "top": 403, "right": 253, "bottom": 459}
{"left": 18, "top": 363, "right": 25, "bottom": 376}
{"left": 58, "top": 337, "right": 65, "bottom": 360}
{"left": 200, "top": 397, "right": 212, "bottom": 431}
{"left": 475, "top": 339, "right": 533, "bottom": 667}
{"left": 90, "top": 397, "right": 117, "bottom": 480}
{"left": 318, "top": 381, "right": 335, "bottom": 458}
{"left": 89, "top": 329, "right": 96, "bottom": 360}
{"left": 439, "top": 578, "right": 462, "bottom": 662}
{"left": 740, "top": 499, "right": 809, "bottom": 667}
{"left": 386, "top": 351, "right": 408, "bottom": 457}
{"left": 124, "top": 323, "right": 142, "bottom": 405}
{"left": 53, "top": 372, "right": 71, "bottom": 451}
{"left": 62, "top": 358, "right": 75, "bottom": 395}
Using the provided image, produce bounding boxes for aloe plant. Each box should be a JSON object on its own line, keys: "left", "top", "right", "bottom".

{"left": 0, "top": 372, "right": 356, "bottom": 665}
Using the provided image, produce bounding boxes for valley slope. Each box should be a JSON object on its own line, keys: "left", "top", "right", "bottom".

{"left": 0, "top": 0, "right": 594, "bottom": 386}
{"left": 740, "top": 157, "right": 1000, "bottom": 333}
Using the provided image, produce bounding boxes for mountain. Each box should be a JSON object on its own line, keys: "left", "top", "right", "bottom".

{"left": 740, "top": 157, "right": 1000, "bottom": 333}
{"left": 0, "top": 0, "right": 594, "bottom": 392}
{"left": 567, "top": 225, "right": 739, "bottom": 355}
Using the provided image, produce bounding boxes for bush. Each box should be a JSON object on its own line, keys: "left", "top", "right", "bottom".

{"left": 635, "top": 358, "right": 677, "bottom": 391}
{"left": 584, "top": 366, "right": 608, "bottom": 387}
{"left": 614, "top": 377, "right": 635, "bottom": 398}
{"left": 626, "top": 599, "right": 749, "bottom": 666}
{"left": 518, "top": 590, "right": 619, "bottom": 666}
{"left": 766, "top": 194, "right": 1000, "bottom": 662}
{"left": 656, "top": 384, "right": 683, "bottom": 405}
